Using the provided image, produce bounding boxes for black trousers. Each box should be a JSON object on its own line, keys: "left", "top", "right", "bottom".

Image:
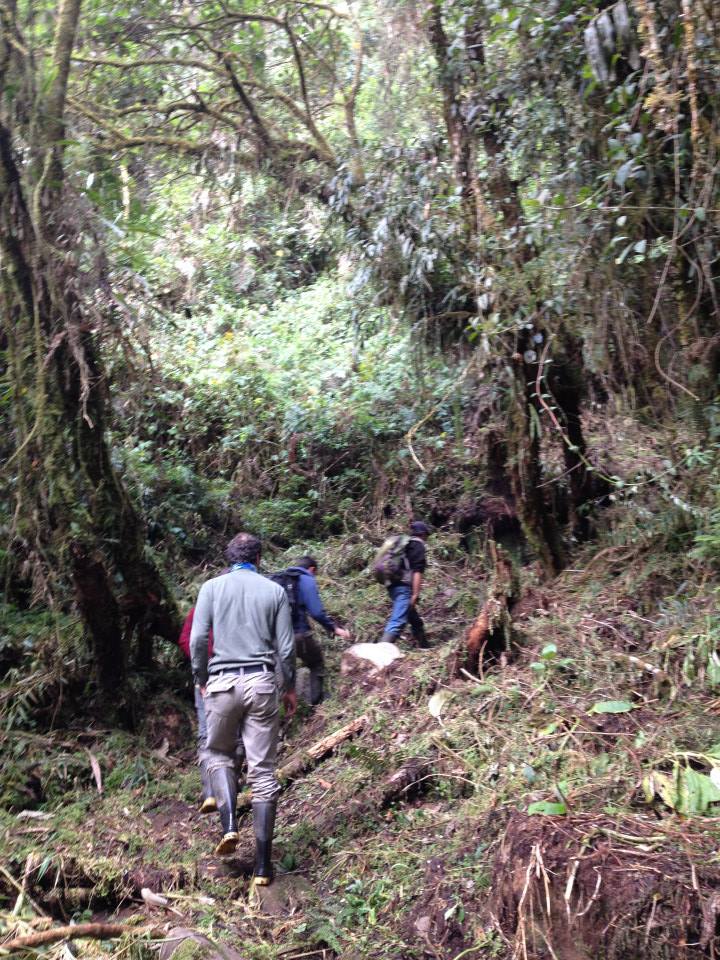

{"left": 294, "top": 631, "right": 324, "bottom": 675}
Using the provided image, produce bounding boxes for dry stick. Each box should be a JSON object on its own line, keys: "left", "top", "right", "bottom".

{"left": 576, "top": 869, "right": 603, "bottom": 919}
{"left": 0, "top": 865, "right": 47, "bottom": 920}
{"left": 235, "top": 715, "right": 368, "bottom": 812}
{"left": 681, "top": 0, "right": 700, "bottom": 177}
{"left": 0, "top": 923, "right": 158, "bottom": 952}
{"left": 11, "top": 855, "right": 37, "bottom": 917}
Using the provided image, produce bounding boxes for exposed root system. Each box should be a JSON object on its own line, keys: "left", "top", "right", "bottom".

{"left": 492, "top": 811, "right": 720, "bottom": 959}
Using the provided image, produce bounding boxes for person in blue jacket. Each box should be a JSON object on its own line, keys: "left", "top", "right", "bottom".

{"left": 285, "top": 556, "right": 350, "bottom": 705}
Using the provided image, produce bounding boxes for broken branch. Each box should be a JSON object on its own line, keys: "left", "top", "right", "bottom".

{"left": 236, "top": 715, "right": 368, "bottom": 812}
{"left": 0, "top": 922, "right": 158, "bottom": 952}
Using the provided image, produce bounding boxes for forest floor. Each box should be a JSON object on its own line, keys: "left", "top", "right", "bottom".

{"left": 3, "top": 500, "right": 720, "bottom": 960}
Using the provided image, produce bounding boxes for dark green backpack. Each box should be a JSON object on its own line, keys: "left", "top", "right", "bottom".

{"left": 372, "top": 535, "right": 410, "bottom": 585}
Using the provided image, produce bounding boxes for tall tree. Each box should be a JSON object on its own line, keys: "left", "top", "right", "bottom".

{"left": 0, "top": 0, "right": 180, "bottom": 706}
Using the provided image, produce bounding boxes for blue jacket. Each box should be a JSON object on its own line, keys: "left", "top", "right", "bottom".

{"left": 287, "top": 567, "right": 335, "bottom": 636}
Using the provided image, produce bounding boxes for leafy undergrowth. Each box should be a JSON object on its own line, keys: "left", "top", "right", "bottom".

{"left": 3, "top": 510, "right": 720, "bottom": 959}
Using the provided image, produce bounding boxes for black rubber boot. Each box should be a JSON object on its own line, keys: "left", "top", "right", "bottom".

{"left": 379, "top": 632, "right": 397, "bottom": 644}
{"left": 211, "top": 766, "right": 238, "bottom": 855}
{"left": 252, "top": 800, "right": 277, "bottom": 886}
{"left": 412, "top": 630, "right": 431, "bottom": 649}
{"left": 309, "top": 670, "right": 324, "bottom": 706}
{"left": 199, "top": 760, "right": 217, "bottom": 814}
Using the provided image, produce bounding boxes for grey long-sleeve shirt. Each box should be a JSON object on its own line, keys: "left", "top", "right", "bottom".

{"left": 190, "top": 568, "right": 295, "bottom": 690}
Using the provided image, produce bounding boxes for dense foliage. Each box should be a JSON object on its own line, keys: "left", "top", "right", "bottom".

{"left": 0, "top": 0, "right": 718, "bottom": 712}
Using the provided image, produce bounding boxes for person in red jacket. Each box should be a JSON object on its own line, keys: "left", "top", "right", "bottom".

{"left": 179, "top": 608, "right": 245, "bottom": 811}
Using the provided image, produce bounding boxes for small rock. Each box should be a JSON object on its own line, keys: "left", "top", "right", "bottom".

{"left": 251, "top": 874, "right": 315, "bottom": 917}
{"left": 141, "top": 887, "right": 168, "bottom": 908}
{"left": 159, "top": 928, "right": 245, "bottom": 960}
{"left": 414, "top": 915, "right": 432, "bottom": 937}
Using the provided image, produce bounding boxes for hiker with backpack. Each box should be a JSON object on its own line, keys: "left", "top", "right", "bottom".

{"left": 374, "top": 520, "right": 431, "bottom": 648}
{"left": 178, "top": 603, "right": 245, "bottom": 815}
{"left": 277, "top": 556, "right": 350, "bottom": 705}
{"left": 191, "top": 532, "right": 296, "bottom": 882}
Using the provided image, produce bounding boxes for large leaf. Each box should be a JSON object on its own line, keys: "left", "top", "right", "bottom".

{"left": 528, "top": 800, "right": 566, "bottom": 816}
{"left": 645, "top": 764, "right": 720, "bottom": 815}
{"left": 588, "top": 700, "right": 634, "bottom": 714}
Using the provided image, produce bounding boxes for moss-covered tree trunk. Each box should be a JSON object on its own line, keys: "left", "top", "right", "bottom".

{"left": 0, "top": 0, "right": 179, "bottom": 706}
{"left": 426, "top": 1, "right": 485, "bottom": 245}
{"left": 546, "top": 333, "right": 610, "bottom": 540}
{"left": 426, "top": 2, "right": 603, "bottom": 573}
{"left": 508, "top": 348, "right": 566, "bottom": 575}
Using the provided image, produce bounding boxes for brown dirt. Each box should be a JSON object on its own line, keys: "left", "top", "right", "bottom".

{"left": 402, "top": 850, "right": 490, "bottom": 957}
{"left": 491, "top": 810, "right": 720, "bottom": 959}
{"left": 512, "top": 587, "right": 550, "bottom": 622}
{"left": 147, "top": 798, "right": 197, "bottom": 836}
{"left": 143, "top": 700, "right": 194, "bottom": 752}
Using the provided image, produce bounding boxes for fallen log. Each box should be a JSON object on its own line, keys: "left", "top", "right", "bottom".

{"left": 0, "top": 922, "right": 157, "bottom": 952}
{"left": 379, "top": 757, "right": 432, "bottom": 807}
{"left": 306, "top": 715, "right": 368, "bottom": 759}
{"left": 236, "top": 715, "right": 368, "bottom": 812}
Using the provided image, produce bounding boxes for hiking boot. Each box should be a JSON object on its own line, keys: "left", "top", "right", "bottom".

{"left": 199, "top": 760, "right": 217, "bottom": 814}
{"left": 379, "top": 632, "right": 397, "bottom": 644}
{"left": 211, "top": 766, "right": 238, "bottom": 856}
{"left": 252, "top": 800, "right": 277, "bottom": 886}
{"left": 215, "top": 830, "right": 239, "bottom": 855}
{"left": 309, "top": 670, "right": 324, "bottom": 706}
{"left": 412, "top": 631, "right": 431, "bottom": 649}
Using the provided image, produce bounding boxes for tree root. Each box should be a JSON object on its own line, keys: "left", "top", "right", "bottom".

{"left": 379, "top": 757, "right": 432, "bottom": 807}
{"left": 452, "top": 541, "right": 518, "bottom": 677}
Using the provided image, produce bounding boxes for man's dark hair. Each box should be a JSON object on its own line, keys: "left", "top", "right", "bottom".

{"left": 410, "top": 520, "right": 431, "bottom": 538}
{"left": 225, "top": 532, "right": 262, "bottom": 565}
{"left": 295, "top": 555, "right": 318, "bottom": 570}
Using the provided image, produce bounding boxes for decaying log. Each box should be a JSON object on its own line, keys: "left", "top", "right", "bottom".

{"left": 453, "top": 541, "right": 518, "bottom": 677}
{"left": 379, "top": 757, "right": 432, "bottom": 807}
{"left": 306, "top": 715, "right": 368, "bottom": 759}
{"left": 1, "top": 922, "right": 158, "bottom": 952}
{"left": 236, "top": 715, "right": 368, "bottom": 812}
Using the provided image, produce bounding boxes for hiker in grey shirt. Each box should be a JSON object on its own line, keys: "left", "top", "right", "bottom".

{"left": 191, "top": 532, "right": 296, "bottom": 883}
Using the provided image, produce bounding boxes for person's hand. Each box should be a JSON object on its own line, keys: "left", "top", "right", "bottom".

{"left": 410, "top": 596, "right": 420, "bottom": 607}
{"left": 334, "top": 626, "right": 351, "bottom": 640}
{"left": 282, "top": 689, "right": 298, "bottom": 718}
{"left": 199, "top": 684, "right": 207, "bottom": 697}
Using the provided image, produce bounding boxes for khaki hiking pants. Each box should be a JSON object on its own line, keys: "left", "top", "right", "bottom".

{"left": 203, "top": 670, "right": 280, "bottom": 802}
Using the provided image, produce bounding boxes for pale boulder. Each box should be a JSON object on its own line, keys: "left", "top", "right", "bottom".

{"left": 341, "top": 641, "right": 404, "bottom": 677}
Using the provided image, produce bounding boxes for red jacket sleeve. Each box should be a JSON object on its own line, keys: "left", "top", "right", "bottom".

{"left": 178, "top": 608, "right": 194, "bottom": 659}
{"left": 180, "top": 606, "right": 214, "bottom": 661}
